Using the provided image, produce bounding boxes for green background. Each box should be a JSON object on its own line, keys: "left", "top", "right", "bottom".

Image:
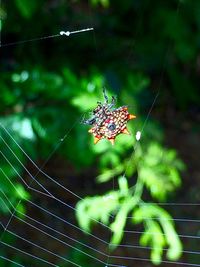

{"left": 0, "top": 0, "right": 200, "bottom": 266}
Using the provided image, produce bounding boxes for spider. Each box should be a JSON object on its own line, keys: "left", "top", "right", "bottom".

{"left": 82, "top": 88, "right": 136, "bottom": 145}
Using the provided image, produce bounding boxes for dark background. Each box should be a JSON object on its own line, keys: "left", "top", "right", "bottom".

{"left": 0, "top": 0, "right": 200, "bottom": 266}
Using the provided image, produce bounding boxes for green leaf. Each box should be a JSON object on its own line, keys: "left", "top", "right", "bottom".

{"left": 90, "top": 0, "right": 109, "bottom": 8}
{"left": 76, "top": 192, "right": 119, "bottom": 232}
{"left": 133, "top": 204, "right": 182, "bottom": 262}
{"left": 138, "top": 142, "right": 183, "bottom": 200}
{"left": 118, "top": 176, "right": 129, "bottom": 196}
{"left": 140, "top": 220, "right": 165, "bottom": 265}
{"left": 15, "top": 184, "right": 30, "bottom": 200}
{"left": 15, "top": 0, "right": 38, "bottom": 18}
{"left": 110, "top": 202, "right": 130, "bottom": 246}
{"left": 96, "top": 164, "right": 124, "bottom": 183}
{"left": 76, "top": 198, "right": 92, "bottom": 232}
{"left": 16, "top": 202, "right": 26, "bottom": 218}
{"left": 71, "top": 94, "right": 99, "bottom": 112}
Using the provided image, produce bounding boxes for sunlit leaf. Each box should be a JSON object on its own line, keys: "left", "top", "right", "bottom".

{"left": 110, "top": 202, "right": 130, "bottom": 246}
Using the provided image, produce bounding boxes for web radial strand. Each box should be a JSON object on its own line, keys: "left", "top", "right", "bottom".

{"left": 0, "top": 2, "right": 197, "bottom": 267}
{"left": 0, "top": 127, "right": 114, "bottom": 231}
{"left": 0, "top": 28, "right": 94, "bottom": 47}
{"left": 2, "top": 148, "right": 200, "bottom": 252}
{"left": 1, "top": 213, "right": 122, "bottom": 267}
{"left": 1, "top": 123, "right": 198, "bottom": 235}
{"left": 1, "top": 241, "right": 58, "bottom": 267}
{"left": 0, "top": 134, "right": 199, "bottom": 266}
{"left": 14, "top": 216, "right": 106, "bottom": 265}
{"left": 3, "top": 230, "right": 82, "bottom": 267}
{"left": 0, "top": 201, "right": 82, "bottom": 266}
{"left": 1, "top": 166, "right": 199, "bottom": 267}
{"left": 1, "top": 169, "right": 111, "bottom": 246}
{"left": 109, "top": 255, "right": 200, "bottom": 267}
{"left": 0, "top": 255, "right": 25, "bottom": 267}
{"left": 0, "top": 133, "right": 196, "bottom": 266}
{"left": 0, "top": 197, "right": 108, "bottom": 260}
{"left": 0, "top": 184, "right": 112, "bottom": 265}
{"left": 2, "top": 184, "right": 200, "bottom": 260}
{"left": 0, "top": 153, "right": 120, "bottom": 266}
{"left": 0, "top": 122, "right": 85, "bottom": 200}
{"left": 0, "top": 221, "right": 5, "bottom": 229}
{"left": 7, "top": 194, "right": 200, "bottom": 262}
{"left": 1, "top": 221, "right": 200, "bottom": 265}
{"left": 0, "top": 142, "right": 198, "bottom": 247}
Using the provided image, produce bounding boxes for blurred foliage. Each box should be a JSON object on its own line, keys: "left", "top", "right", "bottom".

{"left": 76, "top": 141, "right": 185, "bottom": 265}
{"left": 1, "top": 0, "right": 199, "bottom": 266}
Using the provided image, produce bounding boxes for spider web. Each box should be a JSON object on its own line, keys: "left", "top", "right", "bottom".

{"left": 0, "top": 1, "right": 200, "bottom": 267}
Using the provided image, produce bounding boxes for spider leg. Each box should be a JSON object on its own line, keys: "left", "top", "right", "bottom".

{"left": 81, "top": 116, "right": 96, "bottom": 125}
{"left": 108, "top": 95, "right": 117, "bottom": 109}
{"left": 111, "top": 95, "right": 116, "bottom": 105}
{"left": 103, "top": 87, "right": 109, "bottom": 104}
{"left": 80, "top": 114, "right": 86, "bottom": 124}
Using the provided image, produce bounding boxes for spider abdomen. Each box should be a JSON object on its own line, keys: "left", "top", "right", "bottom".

{"left": 83, "top": 90, "right": 136, "bottom": 145}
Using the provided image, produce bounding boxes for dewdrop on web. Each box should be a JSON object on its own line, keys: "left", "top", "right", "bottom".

{"left": 1, "top": 27, "right": 94, "bottom": 48}
{"left": 60, "top": 28, "right": 94, "bottom": 37}
{"left": 60, "top": 31, "right": 70, "bottom": 36}
{"left": 136, "top": 131, "right": 141, "bottom": 141}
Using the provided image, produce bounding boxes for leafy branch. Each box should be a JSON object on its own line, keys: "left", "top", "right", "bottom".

{"left": 76, "top": 140, "right": 185, "bottom": 265}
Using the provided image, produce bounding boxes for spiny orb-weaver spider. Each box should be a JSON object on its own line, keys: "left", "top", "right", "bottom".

{"left": 82, "top": 88, "right": 136, "bottom": 145}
